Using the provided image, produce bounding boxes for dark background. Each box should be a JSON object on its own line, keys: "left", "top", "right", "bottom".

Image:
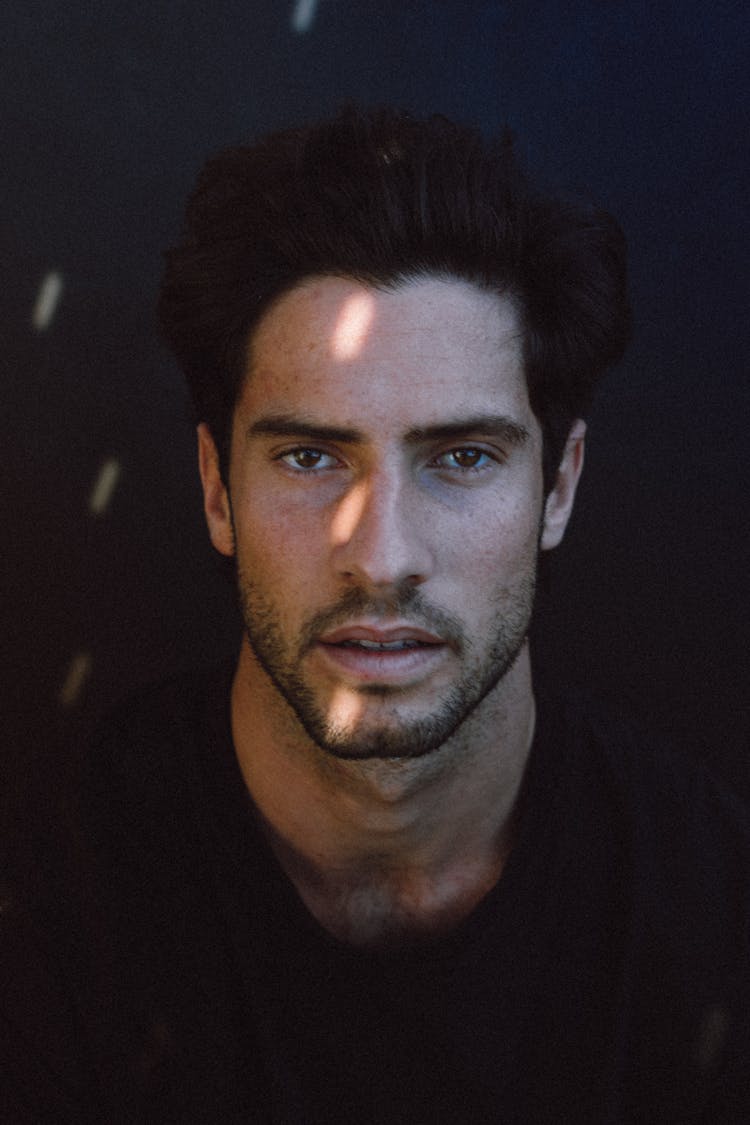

{"left": 3, "top": 0, "right": 748, "bottom": 801}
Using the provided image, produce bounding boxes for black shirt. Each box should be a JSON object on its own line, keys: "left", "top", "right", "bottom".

{"left": 2, "top": 663, "right": 749, "bottom": 1122}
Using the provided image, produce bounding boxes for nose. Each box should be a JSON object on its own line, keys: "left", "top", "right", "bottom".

{"left": 331, "top": 469, "right": 433, "bottom": 591}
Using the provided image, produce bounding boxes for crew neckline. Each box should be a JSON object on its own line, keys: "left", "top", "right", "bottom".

{"left": 194, "top": 659, "right": 569, "bottom": 972}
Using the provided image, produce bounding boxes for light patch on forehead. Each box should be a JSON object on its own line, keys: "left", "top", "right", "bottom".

{"left": 243, "top": 276, "right": 528, "bottom": 418}
{"left": 330, "top": 290, "right": 377, "bottom": 360}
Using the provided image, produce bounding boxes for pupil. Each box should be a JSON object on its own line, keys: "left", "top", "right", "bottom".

{"left": 297, "top": 450, "right": 320, "bottom": 467}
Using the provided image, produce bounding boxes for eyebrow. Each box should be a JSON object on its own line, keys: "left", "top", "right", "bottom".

{"left": 404, "top": 416, "right": 530, "bottom": 447}
{"left": 246, "top": 413, "right": 530, "bottom": 448}
{"left": 247, "top": 415, "right": 366, "bottom": 444}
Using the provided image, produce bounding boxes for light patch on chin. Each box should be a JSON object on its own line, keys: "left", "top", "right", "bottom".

{"left": 325, "top": 684, "right": 366, "bottom": 734}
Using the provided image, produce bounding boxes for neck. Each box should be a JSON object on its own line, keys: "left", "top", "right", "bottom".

{"left": 230, "top": 640, "right": 536, "bottom": 947}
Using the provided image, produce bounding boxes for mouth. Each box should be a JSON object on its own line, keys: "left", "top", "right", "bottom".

{"left": 314, "top": 624, "right": 448, "bottom": 684}
{"left": 334, "top": 638, "right": 430, "bottom": 651}
{"left": 318, "top": 623, "right": 446, "bottom": 646}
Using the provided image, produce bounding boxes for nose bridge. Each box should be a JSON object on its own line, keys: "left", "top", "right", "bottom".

{"left": 332, "top": 461, "right": 431, "bottom": 587}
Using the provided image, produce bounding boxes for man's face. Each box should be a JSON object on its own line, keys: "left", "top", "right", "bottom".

{"left": 200, "top": 276, "right": 581, "bottom": 760}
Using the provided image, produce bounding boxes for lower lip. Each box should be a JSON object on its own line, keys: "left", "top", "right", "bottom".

{"left": 314, "top": 642, "right": 447, "bottom": 684}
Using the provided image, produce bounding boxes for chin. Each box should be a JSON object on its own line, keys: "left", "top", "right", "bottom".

{"left": 307, "top": 702, "right": 470, "bottom": 762}
{"left": 320, "top": 736, "right": 437, "bottom": 762}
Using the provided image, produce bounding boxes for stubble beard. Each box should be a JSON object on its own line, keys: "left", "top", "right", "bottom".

{"left": 235, "top": 568, "right": 537, "bottom": 762}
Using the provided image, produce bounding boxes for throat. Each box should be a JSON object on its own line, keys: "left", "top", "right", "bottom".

{"left": 273, "top": 834, "right": 515, "bottom": 951}
{"left": 307, "top": 863, "right": 506, "bottom": 950}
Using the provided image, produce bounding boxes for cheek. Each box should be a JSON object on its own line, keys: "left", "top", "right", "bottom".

{"left": 441, "top": 494, "right": 542, "bottom": 578}
{"left": 234, "top": 496, "right": 329, "bottom": 582}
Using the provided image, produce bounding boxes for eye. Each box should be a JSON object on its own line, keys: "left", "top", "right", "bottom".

{"left": 432, "top": 447, "right": 496, "bottom": 472}
{"left": 278, "top": 447, "right": 341, "bottom": 472}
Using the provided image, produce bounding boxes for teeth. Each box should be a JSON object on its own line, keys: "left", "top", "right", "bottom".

{"left": 341, "top": 639, "right": 419, "bottom": 650}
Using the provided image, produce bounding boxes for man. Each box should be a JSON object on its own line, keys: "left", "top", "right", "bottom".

{"left": 3, "top": 107, "right": 749, "bottom": 1122}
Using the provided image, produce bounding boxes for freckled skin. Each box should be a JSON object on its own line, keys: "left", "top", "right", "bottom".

{"left": 197, "top": 275, "right": 584, "bottom": 944}
{"left": 229, "top": 279, "right": 541, "bottom": 751}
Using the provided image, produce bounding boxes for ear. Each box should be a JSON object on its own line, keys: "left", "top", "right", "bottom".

{"left": 197, "top": 423, "right": 235, "bottom": 557}
{"left": 540, "top": 419, "right": 586, "bottom": 551}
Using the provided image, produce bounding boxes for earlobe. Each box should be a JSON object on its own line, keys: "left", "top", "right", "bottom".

{"left": 197, "top": 423, "right": 235, "bottom": 557}
{"left": 540, "top": 419, "right": 586, "bottom": 551}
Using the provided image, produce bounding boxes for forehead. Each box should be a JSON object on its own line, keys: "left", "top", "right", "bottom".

{"left": 238, "top": 275, "right": 531, "bottom": 430}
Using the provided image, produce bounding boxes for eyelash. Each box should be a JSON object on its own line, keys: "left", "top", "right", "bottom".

{"left": 278, "top": 448, "right": 341, "bottom": 471}
{"left": 277, "top": 446, "right": 500, "bottom": 475}
{"left": 430, "top": 448, "right": 496, "bottom": 473}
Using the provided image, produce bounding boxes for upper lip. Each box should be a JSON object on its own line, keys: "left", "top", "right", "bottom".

{"left": 318, "top": 624, "right": 445, "bottom": 645}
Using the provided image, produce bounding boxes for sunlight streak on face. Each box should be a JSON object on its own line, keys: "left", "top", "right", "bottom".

{"left": 330, "top": 291, "right": 376, "bottom": 359}
{"left": 326, "top": 684, "right": 366, "bottom": 734}
{"left": 330, "top": 482, "right": 368, "bottom": 546}
{"left": 225, "top": 278, "right": 553, "bottom": 762}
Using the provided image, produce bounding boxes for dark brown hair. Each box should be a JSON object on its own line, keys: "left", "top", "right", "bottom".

{"left": 158, "top": 106, "right": 631, "bottom": 491}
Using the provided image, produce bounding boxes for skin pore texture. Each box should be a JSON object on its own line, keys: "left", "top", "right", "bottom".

{"left": 198, "top": 275, "right": 585, "bottom": 948}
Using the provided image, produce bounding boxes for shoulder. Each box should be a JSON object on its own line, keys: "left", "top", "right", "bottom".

{"left": 0, "top": 662, "right": 249, "bottom": 1119}
{"left": 93, "top": 660, "right": 234, "bottom": 757}
{"left": 77, "top": 662, "right": 237, "bottom": 896}
{"left": 546, "top": 685, "right": 750, "bottom": 974}
{"left": 536, "top": 688, "right": 750, "bottom": 1110}
{"left": 87, "top": 661, "right": 234, "bottom": 803}
{"left": 544, "top": 684, "right": 749, "bottom": 830}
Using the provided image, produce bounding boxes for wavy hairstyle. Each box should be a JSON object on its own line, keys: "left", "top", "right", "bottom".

{"left": 158, "top": 106, "right": 631, "bottom": 493}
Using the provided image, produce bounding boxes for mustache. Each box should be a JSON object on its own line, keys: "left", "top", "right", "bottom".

{"left": 299, "top": 585, "right": 467, "bottom": 655}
